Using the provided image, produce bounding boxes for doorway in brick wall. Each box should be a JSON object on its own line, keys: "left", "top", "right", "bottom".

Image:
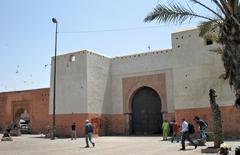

{"left": 131, "top": 86, "right": 162, "bottom": 135}
{"left": 14, "top": 108, "right": 30, "bottom": 123}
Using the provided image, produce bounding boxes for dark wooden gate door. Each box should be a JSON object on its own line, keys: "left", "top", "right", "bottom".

{"left": 132, "top": 87, "right": 162, "bottom": 135}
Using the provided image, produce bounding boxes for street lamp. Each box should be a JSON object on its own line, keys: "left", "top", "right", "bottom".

{"left": 51, "top": 17, "right": 58, "bottom": 140}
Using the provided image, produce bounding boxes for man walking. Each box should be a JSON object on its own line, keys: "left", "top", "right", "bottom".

{"left": 194, "top": 116, "right": 208, "bottom": 143}
{"left": 171, "top": 120, "right": 180, "bottom": 143}
{"left": 180, "top": 118, "right": 197, "bottom": 150}
{"left": 85, "top": 120, "right": 95, "bottom": 148}
{"left": 71, "top": 122, "right": 77, "bottom": 140}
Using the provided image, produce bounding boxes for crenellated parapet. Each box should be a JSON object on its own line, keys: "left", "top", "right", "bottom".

{"left": 112, "top": 49, "right": 173, "bottom": 61}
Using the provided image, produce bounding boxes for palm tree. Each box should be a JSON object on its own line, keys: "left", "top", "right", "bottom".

{"left": 144, "top": 0, "right": 240, "bottom": 109}
{"left": 209, "top": 89, "right": 224, "bottom": 148}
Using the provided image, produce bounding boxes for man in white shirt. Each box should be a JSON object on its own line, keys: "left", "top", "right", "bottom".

{"left": 180, "top": 118, "right": 197, "bottom": 150}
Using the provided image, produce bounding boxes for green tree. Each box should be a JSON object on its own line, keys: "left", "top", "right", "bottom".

{"left": 144, "top": 0, "right": 240, "bottom": 109}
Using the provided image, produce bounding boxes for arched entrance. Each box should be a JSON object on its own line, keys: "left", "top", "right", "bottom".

{"left": 131, "top": 86, "right": 162, "bottom": 135}
{"left": 14, "top": 109, "right": 30, "bottom": 123}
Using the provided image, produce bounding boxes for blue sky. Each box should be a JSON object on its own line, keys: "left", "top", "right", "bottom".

{"left": 0, "top": 0, "right": 212, "bottom": 92}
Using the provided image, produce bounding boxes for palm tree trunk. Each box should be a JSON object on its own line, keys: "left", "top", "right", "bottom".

{"left": 220, "top": 19, "right": 240, "bottom": 109}
{"left": 209, "top": 89, "right": 224, "bottom": 148}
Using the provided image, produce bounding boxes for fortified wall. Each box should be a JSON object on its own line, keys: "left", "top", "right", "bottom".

{"left": 0, "top": 27, "right": 239, "bottom": 137}
{"left": 0, "top": 88, "right": 50, "bottom": 134}
{"left": 48, "top": 27, "right": 239, "bottom": 136}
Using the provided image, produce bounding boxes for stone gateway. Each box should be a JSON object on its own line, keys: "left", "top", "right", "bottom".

{"left": 0, "top": 27, "right": 240, "bottom": 137}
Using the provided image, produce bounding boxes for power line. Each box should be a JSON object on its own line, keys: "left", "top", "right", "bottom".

{"left": 59, "top": 22, "right": 198, "bottom": 34}
{"left": 60, "top": 26, "right": 162, "bottom": 33}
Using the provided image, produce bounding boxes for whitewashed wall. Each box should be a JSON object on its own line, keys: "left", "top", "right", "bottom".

{"left": 171, "top": 28, "right": 234, "bottom": 109}
{"left": 49, "top": 51, "right": 88, "bottom": 114}
{"left": 86, "top": 52, "right": 112, "bottom": 113}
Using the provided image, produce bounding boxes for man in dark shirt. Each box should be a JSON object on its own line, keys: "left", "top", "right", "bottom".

{"left": 71, "top": 122, "right": 76, "bottom": 140}
{"left": 194, "top": 116, "right": 208, "bottom": 143}
{"left": 84, "top": 120, "right": 95, "bottom": 148}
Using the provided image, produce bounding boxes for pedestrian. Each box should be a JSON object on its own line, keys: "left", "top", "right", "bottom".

{"left": 171, "top": 120, "right": 180, "bottom": 143}
{"left": 13, "top": 123, "right": 18, "bottom": 129}
{"left": 5, "top": 126, "right": 11, "bottom": 137}
{"left": 45, "top": 125, "right": 51, "bottom": 138}
{"left": 71, "top": 122, "right": 77, "bottom": 140}
{"left": 169, "top": 120, "right": 174, "bottom": 136}
{"left": 84, "top": 120, "right": 95, "bottom": 148}
{"left": 1, "top": 126, "right": 13, "bottom": 141}
{"left": 162, "top": 120, "right": 169, "bottom": 140}
{"left": 194, "top": 116, "right": 208, "bottom": 143}
{"left": 180, "top": 118, "right": 197, "bottom": 150}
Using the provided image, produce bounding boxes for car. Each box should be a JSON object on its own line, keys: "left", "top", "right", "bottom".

{"left": 19, "top": 119, "right": 31, "bottom": 134}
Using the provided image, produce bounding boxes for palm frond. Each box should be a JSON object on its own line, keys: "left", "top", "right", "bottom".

{"left": 227, "top": 0, "right": 240, "bottom": 14}
{"left": 236, "top": 2, "right": 240, "bottom": 13}
{"left": 198, "top": 20, "right": 220, "bottom": 40}
{"left": 212, "top": 0, "right": 240, "bottom": 17}
{"left": 225, "top": 0, "right": 240, "bottom": 26}
{"left": 218, "top": 0, "right": 231, "bottom": 15}
{"left": 190, "top": 0, "right": 224, "bottom": 20}
{"left": 233, "top": 0, "right": 239, "bottom": 14}
{"left": 215, "top": 6, "right": 225, "bottom": 18}
{"left": 204, "top": 32, "right": 219, "bottom": 42}
{"left": 144, "top": 2, "right": 213, "bottom": 24}
{"left": 211, "top": 0, "right": 227, "bottom": 16}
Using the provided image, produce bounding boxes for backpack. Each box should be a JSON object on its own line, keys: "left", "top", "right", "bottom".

{"left": 188, "top": 123, "right": 195, "bottom": 134}
{"left": 199, "top": 119, "right": 208, "bottom": 129}
{"left": 204, "top": 121, "right": 208, "bottom": 128}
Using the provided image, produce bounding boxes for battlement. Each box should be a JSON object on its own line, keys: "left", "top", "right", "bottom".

{"left": 112, "top": 49, "right": 173, "bottom": 60}
{"left": 56, "top": 49, "right": 110, "bottom": 59}
{"left": 56, "top": 48, "right": 174, "bottom": 61}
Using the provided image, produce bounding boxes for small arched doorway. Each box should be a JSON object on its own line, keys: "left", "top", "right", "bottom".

{"left": 14, "top": 109, "right": 30, "bottom": 123}
{"left": 131, "top": 86, "right": 162, "bottom": 135}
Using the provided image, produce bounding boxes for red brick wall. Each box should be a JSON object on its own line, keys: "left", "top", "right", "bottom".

{"left": 0, "top": 94, "right": 7, "bottom": 130}
{"left": 1, "top": 88, "right": 239, "bottom": 137}
{"left": 29, "top": 89, "right": 50, "bottom": 133}
{"left": 175, "top": 106, "right": 240, "bottom": 136}
{"left": 0, "top": 88, "right": 50, "bottom": 133}
{"left": 50, "top": 113, "right": 125, "bottom": 137}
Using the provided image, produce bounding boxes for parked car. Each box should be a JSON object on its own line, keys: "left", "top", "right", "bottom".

{"left": 19, "top": 119, "right": 31, "bottom": 134}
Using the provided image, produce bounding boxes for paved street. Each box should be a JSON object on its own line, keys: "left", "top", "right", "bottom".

{"left": 0, "top": 134, "right": 239, "bottom": 155}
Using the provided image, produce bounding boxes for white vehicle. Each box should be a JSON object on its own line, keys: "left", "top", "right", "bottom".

{"left": 19, "top": 119, "right": 31, "bottom": 133}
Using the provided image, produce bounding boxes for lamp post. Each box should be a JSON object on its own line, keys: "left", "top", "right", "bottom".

{"left": 51, "top": 17, "right": 58, "bottom": 140}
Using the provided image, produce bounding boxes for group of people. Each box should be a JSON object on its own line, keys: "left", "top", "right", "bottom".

{"left": 162, "top": 116, "right": 208, "bottom": 150}
{"left": 3, "top": 116, "right": 209, "bottom": 150}
{"left": 72, "top": 116, "right": 208, "bottom": 150}
{"left": 70, "top": 120, "right": 95, "bottom": 148}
